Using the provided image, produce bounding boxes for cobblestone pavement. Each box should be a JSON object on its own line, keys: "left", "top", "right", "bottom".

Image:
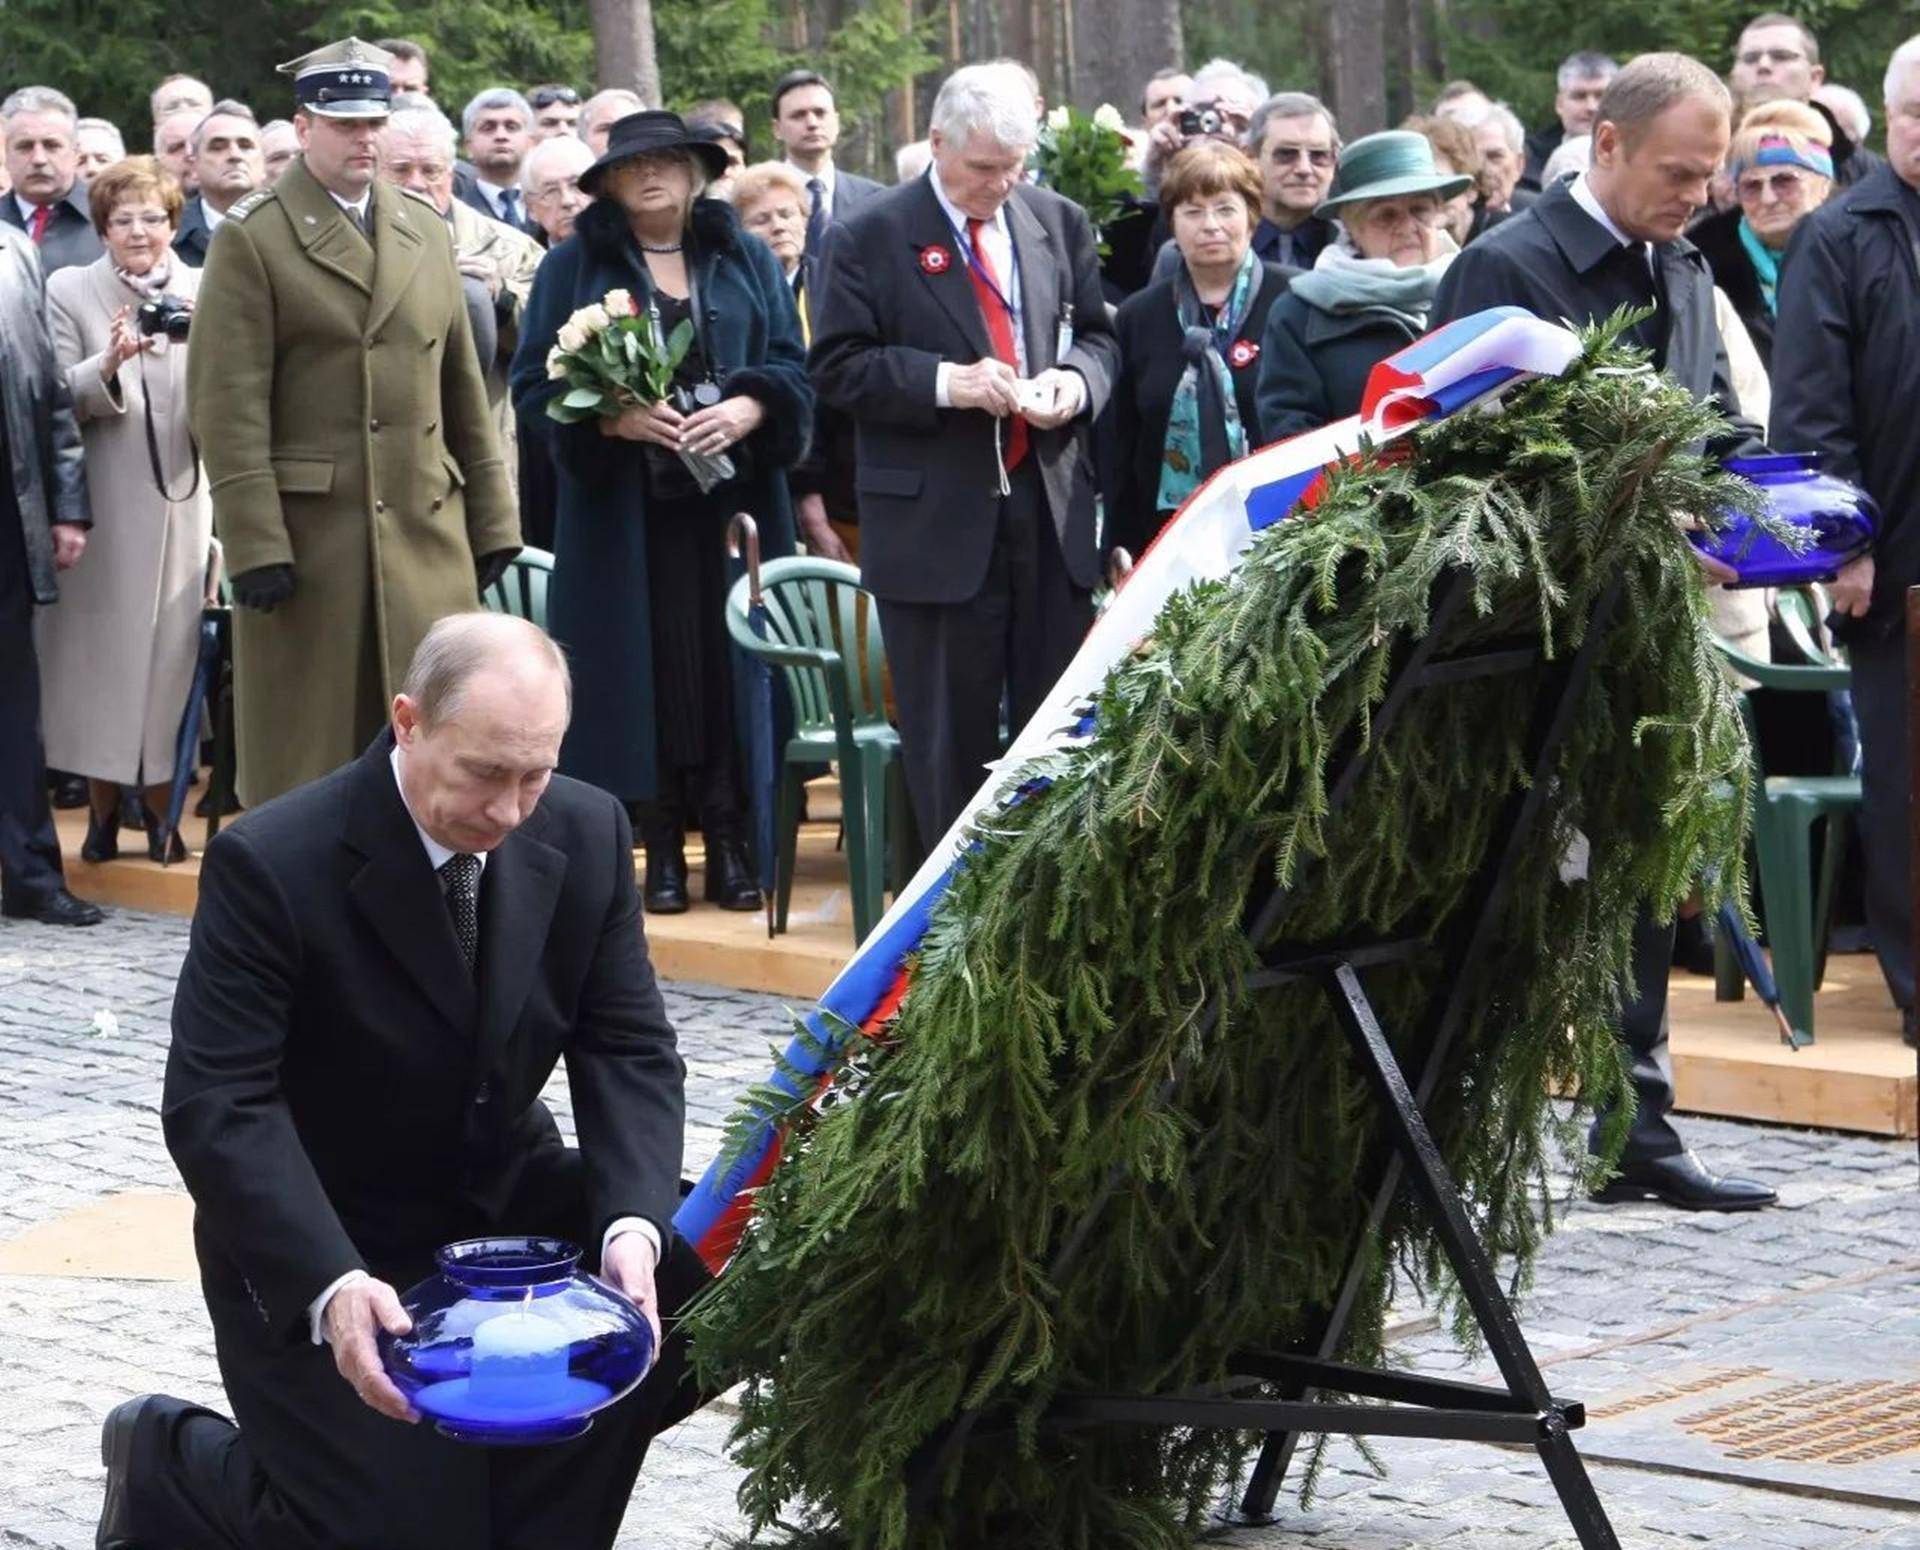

{"left": 2, "top": 908, "right": 1917, "bottom": 1548}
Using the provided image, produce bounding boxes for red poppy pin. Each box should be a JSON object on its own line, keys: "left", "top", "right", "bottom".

{"left": 1228, "top": 339, "right": 1260, "bottom": 370}
{"left": 919, "top": 244, "right": 952, "bottom": 275}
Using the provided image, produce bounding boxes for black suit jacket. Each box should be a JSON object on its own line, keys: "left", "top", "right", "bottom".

{"left": 1109, "top": 261, "right": 1293, "bottom": 559}
{"left": 1431, "top": 179, "right": 1762, "bottom": 456}
{"left": 809, "top": 175, "right": 1120, "bottom": 604}
{"left": 171, "top": 195, "right": 213, "bottom": 268}
{"left": 0, "top": 186, "right": 102, "bottom": 274}
{"left": 165, "top": 734, "right": 686, "bottom": 1343}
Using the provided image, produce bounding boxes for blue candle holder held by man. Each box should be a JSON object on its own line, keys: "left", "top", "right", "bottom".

{"left": 378, "top": 1237, "right": 657, "bottom": 1445}
{"left": 1693, "top": 452, "right": 1878, "bottom": 587}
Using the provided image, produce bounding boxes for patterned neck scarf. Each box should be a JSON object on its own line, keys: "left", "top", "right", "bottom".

{"left": 1157, "top": 243, "right": 1260, "bottom": 514}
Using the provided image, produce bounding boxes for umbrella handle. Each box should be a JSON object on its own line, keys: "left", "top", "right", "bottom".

{"left": 728, "top": 513, "right": 762, "bottom": 609}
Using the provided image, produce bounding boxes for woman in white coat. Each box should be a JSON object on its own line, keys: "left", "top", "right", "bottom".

{"left": 41, "top": 156, "right": 212, "bottom": 863}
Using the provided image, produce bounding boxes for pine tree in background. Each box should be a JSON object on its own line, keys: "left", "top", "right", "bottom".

{"left": 687, "top": 326, "right": 1760, "bottom": 1550}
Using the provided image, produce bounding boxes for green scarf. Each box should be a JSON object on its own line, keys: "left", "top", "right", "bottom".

{"left": 1288, "top": 235, "right": 1457, "bottom": 334}
{"left": 1157, "top": 245, "right": 1261, "bottom": 514}
{"left": 1737, "top": 216, "right": 1783, "bottom": 317}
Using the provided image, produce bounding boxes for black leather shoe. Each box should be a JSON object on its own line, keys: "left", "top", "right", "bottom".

{"left": 97, "top": 1394, "right": 153, "bottom": 1548}
{"left": 644, "top": 851, "right": 690, "bottom": 914}
{"left": 704, "top": 837, "right": 764, "bottom": 912}
{"left": 3, "top": 887, "right": 104, "bottom": 926}
{"left": 49, "top": 771, "right": 88, "bottom": 809}
{"left": 1592, "top": 1150, "right": 1776, "bottom": 1211}
{"left": 82, "top": 809, "right": 120, "bottom": 864}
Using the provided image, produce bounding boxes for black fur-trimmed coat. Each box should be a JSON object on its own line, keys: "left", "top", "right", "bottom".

{"left": 510, "top": 196, "right": 812, "bottom": 801}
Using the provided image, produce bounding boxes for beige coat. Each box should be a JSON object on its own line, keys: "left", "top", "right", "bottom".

{"left": 39, "top": 256, "right": 213, "bottom": 785}
{"left": 188, "top": 161, "right": 517, "bottom": 806}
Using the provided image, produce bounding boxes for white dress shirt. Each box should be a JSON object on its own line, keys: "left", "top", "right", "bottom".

{"left": 791, "top": 159, "right": 837, "bottom": 219}
{"left": 928, "top": 168, "right": 1025, "bottom": 399}
{"left": 305, "top": 749, "right": 659, "bottom": 1345}
{"left": 1569, "top": 173, "right": 1652, "bottom": 274}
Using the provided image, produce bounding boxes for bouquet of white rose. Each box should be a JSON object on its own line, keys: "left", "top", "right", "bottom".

{"left": 1036, "top": 103, "right": 1141, "bottom": 256}
{"left": 544, "top": 286, "right": 734, "bottom": 490}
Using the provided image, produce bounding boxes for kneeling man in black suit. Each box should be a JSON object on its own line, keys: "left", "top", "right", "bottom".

{"left": 101, "top": 612, "right": 707, "bottom": 1549}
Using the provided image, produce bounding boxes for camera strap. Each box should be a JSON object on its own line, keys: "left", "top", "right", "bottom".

{"left": 139, "top": 355, "right": 202, "bottom": 504}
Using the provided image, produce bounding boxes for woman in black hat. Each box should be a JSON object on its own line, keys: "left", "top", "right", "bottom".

{"left": 511, "top": 111, "right": 812, "bottom": 913}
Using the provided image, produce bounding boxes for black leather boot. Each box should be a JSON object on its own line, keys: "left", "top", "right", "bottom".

{"left": 704, "top": 836, "right": 764, "bottom": 912}
{"left": 644, "top": 840, "right": 690, "bottom": 914}
{"left": 81, "top": 807, "right": 119, "bottom": 864}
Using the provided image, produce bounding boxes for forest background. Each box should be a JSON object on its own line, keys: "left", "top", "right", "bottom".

{"left": 11, "top": 0, "right": 1910, "bottom": 177}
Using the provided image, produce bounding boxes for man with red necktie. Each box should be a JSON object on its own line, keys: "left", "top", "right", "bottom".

{"left": 810, "top": 63, "right": 1118, "bottom": 852}
{"left": 0, "top": 86, "right": 104, "bottom": 274}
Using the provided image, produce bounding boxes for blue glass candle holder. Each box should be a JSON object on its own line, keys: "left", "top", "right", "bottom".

{"left": 378, "top": 1236, "right": 655, "bottom": 1445}
{"left": 1694, "top": 453, "right": 1878, "bottom": 588}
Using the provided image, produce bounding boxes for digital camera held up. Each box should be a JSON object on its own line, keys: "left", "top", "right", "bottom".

{"left": 137, "top": 295, "right": 193, "bottom": 342}
{"left": 1177, "top": 105, "right": 1224, "bottom": 138}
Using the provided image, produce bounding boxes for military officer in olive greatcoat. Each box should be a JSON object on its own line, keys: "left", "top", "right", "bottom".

{"left": 187, "top": 38, "right": 520, "bottom": 808}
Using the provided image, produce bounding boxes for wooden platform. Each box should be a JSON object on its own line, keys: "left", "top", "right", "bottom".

{"left": 54, "top": 801, "right": 1918, "bottom": 1137}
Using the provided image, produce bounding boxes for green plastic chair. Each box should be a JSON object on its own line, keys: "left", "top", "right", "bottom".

{"left": 725, "top": 555, "right": 903, "bottom": 943}
{"left": 1712, "top": 586, "right": 1861, "bottom": 1044}
{"left": 482, "top": 546, "right": 554, "bottom": 628}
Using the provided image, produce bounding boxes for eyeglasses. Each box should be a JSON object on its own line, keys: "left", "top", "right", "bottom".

{"left": 529, "top": 86, "right": 580, "bottom": 110}
{"left": 106, "top": 211, "right": 170, "bottom": 232}
{"left": 1352, "top": 203, "right": 1444, "bottom": 231}
{"left": 1270, "top": 144, "right": 1335, "bottom": 168}
{"left": 1737, "top": 170, "right": 1810, "bottom": 200}
{"left": 1736, "top": 47, "right": 1806, "bottom": 66}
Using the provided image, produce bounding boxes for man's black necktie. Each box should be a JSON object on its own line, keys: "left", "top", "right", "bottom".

{"left": 498, "top": 188, "right": 523, "bottom": 228}
{"left": 441, "top": 853, "right": 481, "bottom": 970}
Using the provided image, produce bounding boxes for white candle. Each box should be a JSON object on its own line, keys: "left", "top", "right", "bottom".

{"left": 468, "top": 1306, "right": 568, "bottom": 1410}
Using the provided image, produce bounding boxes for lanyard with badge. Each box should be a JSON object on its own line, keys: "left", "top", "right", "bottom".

{"left": 947, "top": 213, "right": 1077, "bottom": 492}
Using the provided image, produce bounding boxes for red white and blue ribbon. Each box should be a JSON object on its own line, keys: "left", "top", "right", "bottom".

{"left": 674, "top": 308, "right": 1584, "bottom": 1272}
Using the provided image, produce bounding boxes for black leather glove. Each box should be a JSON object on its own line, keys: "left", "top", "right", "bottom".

{"left": 475, "top": 547, "right": 519, "bottom": 592}
{"left": 231, "top": 563, "right": 295, "bottom": 612}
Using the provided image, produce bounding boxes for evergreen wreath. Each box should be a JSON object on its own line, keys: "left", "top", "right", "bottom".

{"left": 687, "top": 323, "right": 1763, "bottom": 1550}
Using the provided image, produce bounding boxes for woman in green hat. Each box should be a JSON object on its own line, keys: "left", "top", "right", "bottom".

{"left": 1254, "top": 129, "right": 1469, "bottom": 443}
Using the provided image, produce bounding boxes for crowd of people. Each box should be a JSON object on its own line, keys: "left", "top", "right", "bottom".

{"left": 1, "top": 19, "right": 1915, "bottom": 1165}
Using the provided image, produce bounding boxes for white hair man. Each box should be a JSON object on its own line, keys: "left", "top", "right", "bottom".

{"left": 152, "top": 106, "right": 202, "bottom": 194}
{"left": 1441, "top": 96, "right": 1529, "bottom": 213}
{"left": 74, "top": 117, "right": 125, "bottom": 180}
{"left": 1521, "top": 50, "right": 1617, "bottom": 191}
{"left": 258, "top": 118, "right": 299, "bottom": 184}
{"left": 523, "top": 130, "right": 594, "bottom": 245}
{"left": 1, "top": 86, "right": 101, "bottom": 270}
{"left": 1770, "top": 33, "right": 1920, "bottom": 1056}
{"left": 173, "top": 100, "right": 265, "bottom": 266}
{"left": 1141, "top": 55, "right": 1268, "bottom": 193}
{"left": 580, "top": 88, "right": 643, "bottom": 156}
{"left": 457, "top": 86, "right": 537, "bottom": 234}
{"left": 381, "top": 101, "right": 542, "bottom": 410}
{"left": 808, "top": 62, "right": 1120, "bottom": 851}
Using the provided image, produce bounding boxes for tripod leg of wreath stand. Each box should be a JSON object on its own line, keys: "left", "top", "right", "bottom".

{"left": 1239, "top": 576, "right": 1624, "bottom": 1521}
{"left": 1322, "top": 963, "right": 1619, "bottom": 1550}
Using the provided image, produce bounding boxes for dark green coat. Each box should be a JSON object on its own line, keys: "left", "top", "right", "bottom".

{"left": 1254, "top": 290, "right": 1420, "bottom": 445}
{"left": 188, "top": 159, "right": 518, "bottom": 806}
